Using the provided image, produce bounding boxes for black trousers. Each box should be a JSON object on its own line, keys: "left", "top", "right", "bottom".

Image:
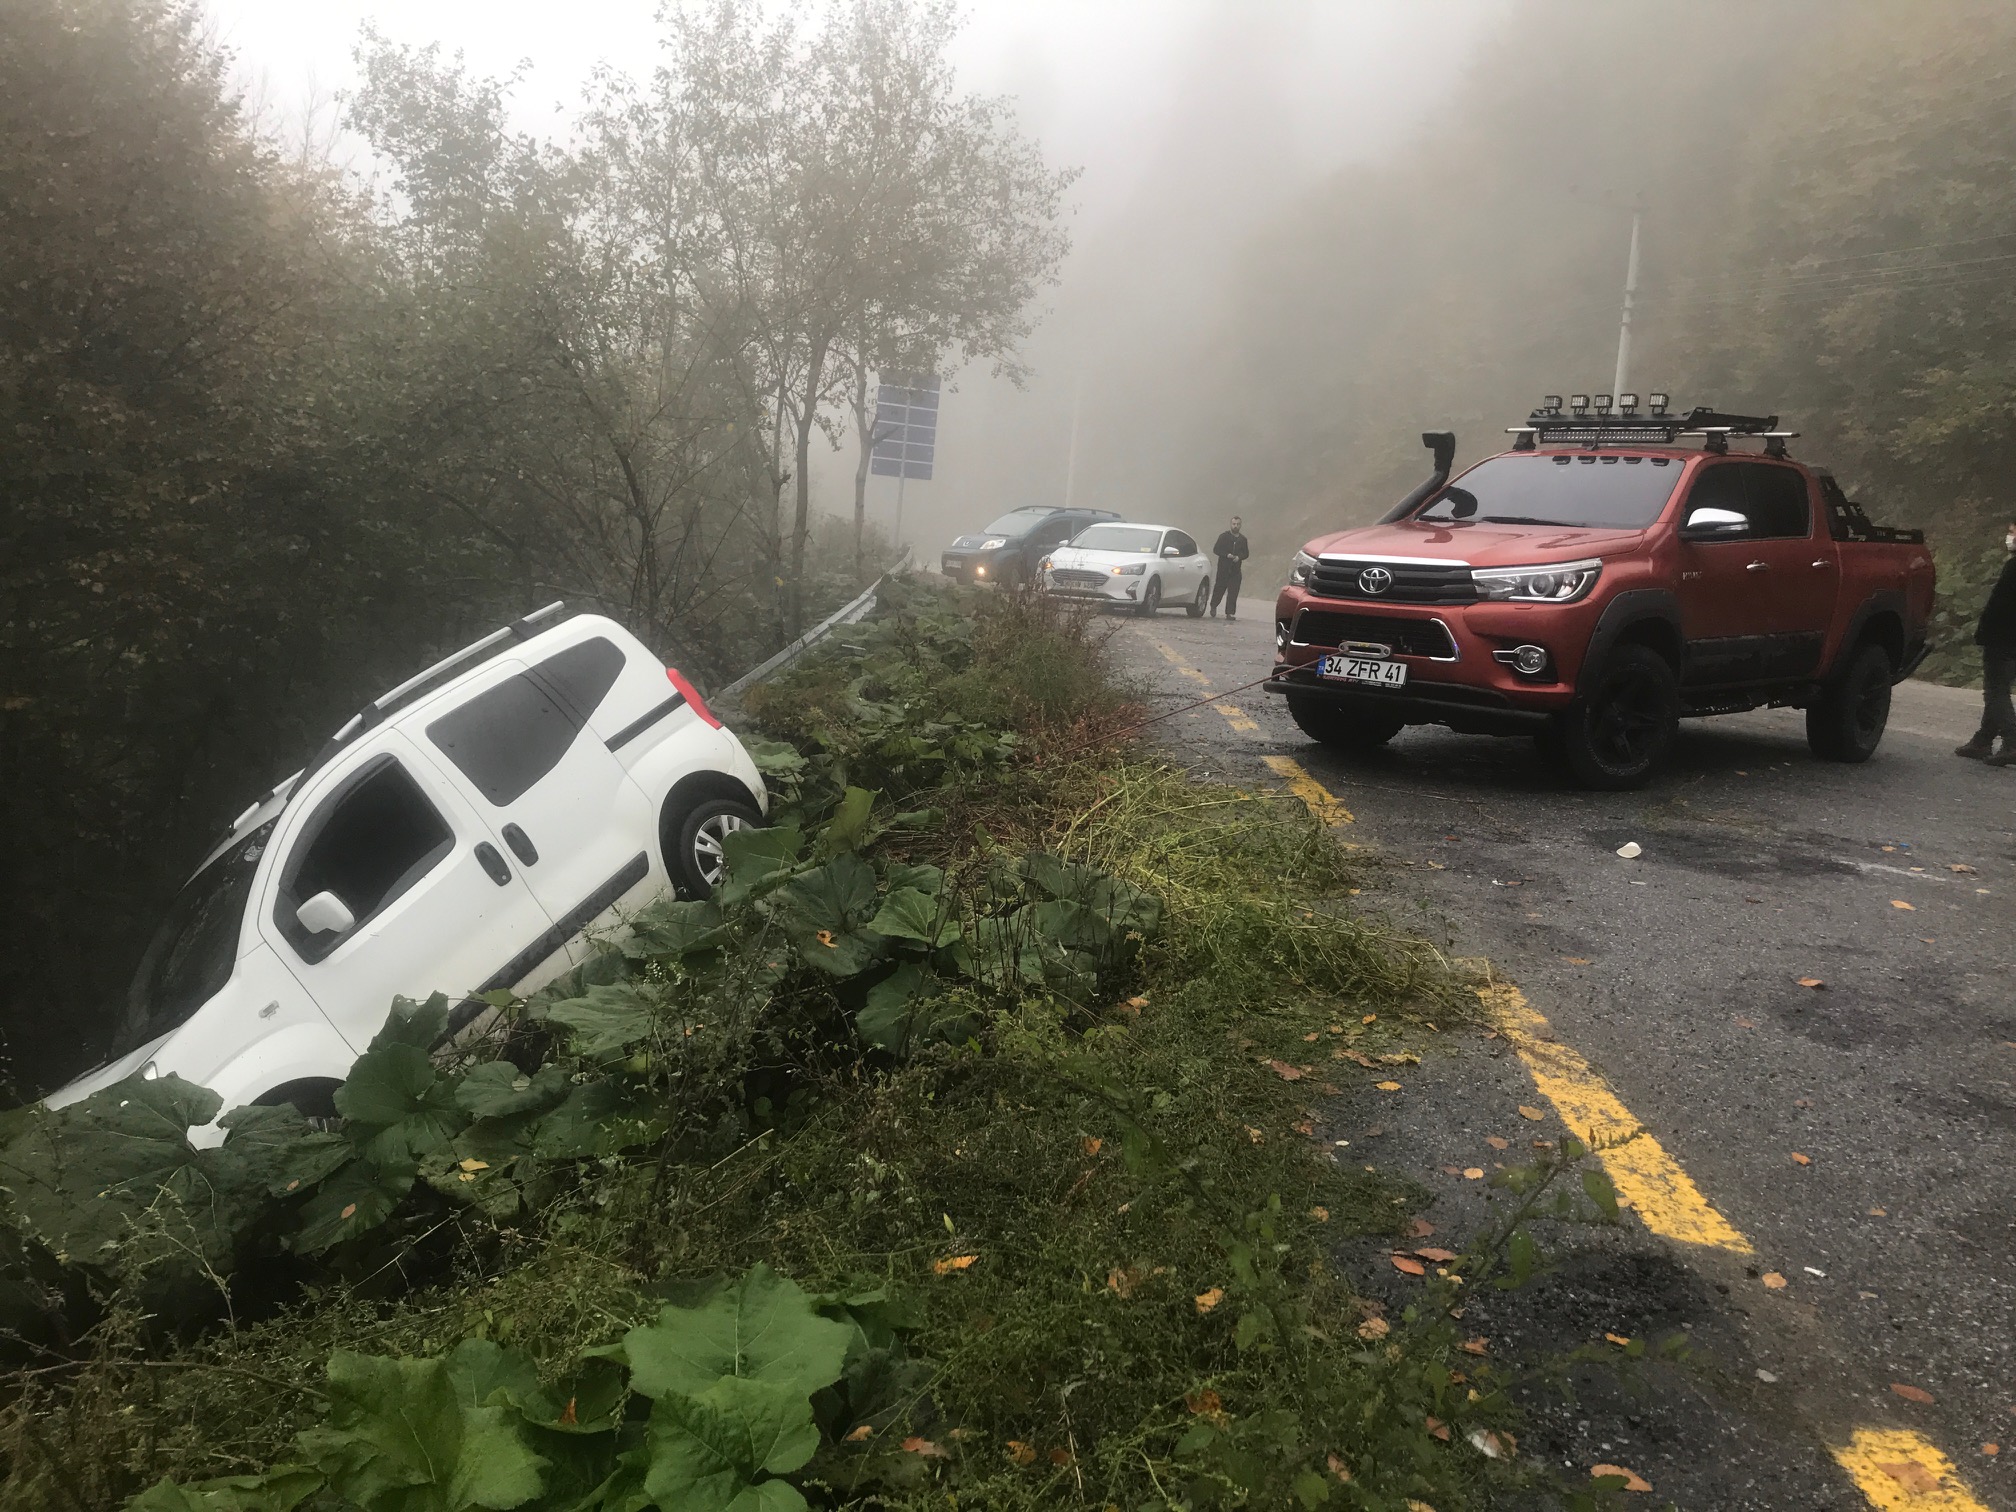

{"left": 1979, "top": 647, "right": 2016, "bottom": 742}
{"left": 1211, "top": 564, "right": 1242, "bottom": 616}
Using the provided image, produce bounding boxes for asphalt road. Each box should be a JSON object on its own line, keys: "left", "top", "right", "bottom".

{"left": 1115, "top": 604, "right": 2015, "bottom": 1510}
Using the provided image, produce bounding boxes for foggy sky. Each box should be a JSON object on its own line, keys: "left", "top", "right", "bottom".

{"left": 204, "top": 0, "right": 1508, "bottom": 557}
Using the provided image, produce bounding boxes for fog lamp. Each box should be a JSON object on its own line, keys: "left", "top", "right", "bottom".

{"left": 1493, "top": 644, "right": 1551, "bottom": 677}
{"left": 974, "top": 565, "right": 987, "bottom": 577}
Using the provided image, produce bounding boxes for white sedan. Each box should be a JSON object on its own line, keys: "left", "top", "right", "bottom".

{"left": 1040, "top": 523, "right": 1213, "bottom": 617}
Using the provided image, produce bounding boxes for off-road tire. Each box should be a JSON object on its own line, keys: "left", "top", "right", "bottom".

{"left": 1187, "top": 579, "right": 1210, "bottom": 617}
{"left": 1552, "top": 643, "right": 1680, "bottom": 790}
{"left": 1136, "top": 578, "right": 1162, "bottom": 617}
{"left": 669, "top": 795, "right": 764, "bottom": 898}
{"left": 1807, "top": 642, "right": 1893, "bottom": 763}
{"left": 1285, "top": 692, "right": 1406, "bottom": 749}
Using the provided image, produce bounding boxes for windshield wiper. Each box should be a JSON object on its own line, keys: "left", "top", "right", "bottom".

{"left": 1478, "top": 515, "right": 1572, "bottom": 526}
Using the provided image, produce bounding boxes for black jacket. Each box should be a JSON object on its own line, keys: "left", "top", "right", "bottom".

{"left": 1213, "top": 529, "right": 1250, "bottom": 569}
{"left": 1978, "top": 555, "right": 2016, "bottom": 650}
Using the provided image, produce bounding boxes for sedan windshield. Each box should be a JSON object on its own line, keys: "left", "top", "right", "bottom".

{"left": 1071, "top": 525, "right": 1162, "bottom": 553}
{"left": 982, "top": 507, "right": 1057, "bottom": 535}
{"left": 112, "top": 819, "right": 274, "bottom": 1057}
{"left": 1417, "top": 454, "right": 1684, "bottom": 529}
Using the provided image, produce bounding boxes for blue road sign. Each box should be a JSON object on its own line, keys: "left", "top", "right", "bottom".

{"left": 871, "top": 373, "right": 940, "bottom": 480}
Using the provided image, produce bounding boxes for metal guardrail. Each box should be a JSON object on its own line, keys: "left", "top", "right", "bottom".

{"left": 714, "top": 546, "right": 913, "bottom": 706}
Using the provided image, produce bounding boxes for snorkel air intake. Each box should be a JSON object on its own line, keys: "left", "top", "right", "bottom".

{"left": 1378, "top": 431, "right": 1457, "bottom": 523}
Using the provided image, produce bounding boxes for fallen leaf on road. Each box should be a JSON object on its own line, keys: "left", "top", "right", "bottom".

{"left": 902, "top": 1437, "right": 949, "bottom": 1458}
{"left": 1303, "top": 1031, "right": 1321, "bottom": 1042}
{"left": 1126, "top": 994, "right": 1149, "bottom": 1008}
{"left": 1409, "top": 1217, "right": 1437, "bottom": 1237}
{"left": 1266, "top": 1059, "right": 1305, "bottom": 1081}
{"left": 933, "top": 1254, "right": 978, "bottom": 1275}
{"left": 845, "top": 1424, "right": 874, "bottom": 1442}
{"left": 1185, "top": 1389, "right": 1223, "bottom": 1416}
{"left": 1326, "top": 1452, "right": 1352, "bottom": 1482}
{"left": 1292, "top": 1118, "right": 1316, "bottom": 1136}
{"left": 1081, "top": 1136, "right": 1103, "bottom": 1156}
{"left": 1797, "top": 977, "right": 1824, "bottom": 989}
{"left": 1362, "top": 1014, "right": 1378, "bottom": 1024}
{"left": 1440, "top": 1164, "right": 1464, "bottom": 1176}
{"left": 1244, "top": 1126, "right": 1264, "bottom": 1144}
{"left": 1357, "top": 1317, "right": 1391, "bottom": 1340}
{"left": 1794, "top": 1098, "right": 1813, "bottom": 1107}
{"left": 1391, "top": 1254, "right": 1427, "bottom": 1276}
{"left": 1005, "top": 1439, "right": 1035, "bottom": 1465}
{"left": 1890, "top": 899, "right": 1916, "bottom": 911}
{"left": 1949, "top": 863, "right": 1977, "bottom": 874}
{"left": 1604, "top": 1332, "right": 1632, "bottom": 1347}
{"left": 1048, "top": 1448, "right": 1073, "bottom": 1466}
{"left": 1375, "top": 1080, "right": 1402, "bottom": 1092}
{"left": 1518, "top": 1105, "right": 1546, "bottom": 1121}
{"left": 1458, "top": 1336, "right": 1488, "bottom": 1355}
{"left": 1591, "top": 1463, "right": 1652, "bottom": 1492}
{"left": 1106, "top": 1266, "right": 1145, "bottom": 1297}
{"left": 1876, "top": 1460, "right": 1940, "bottom": 1493}
{"left": 1310, "top": 1205, "right": 1330, "bottom": 1221}
{"left": 1337, "top": 1048, "right": 1377, "bottom": 1067}
{"left": 1416, "top": 1247, "right": 1458, "bottom": 1262}
{"left": 1194, "top": 1287, "right": 1224, "bottom": 1314}
{"left": 1468, "top": 1428, "right": 1511, "bottom": 1459}
{"left": 1790, "top": 1152, "right": 1811, "bottom": 1166}
{"left": 1425, "top": 1415, "right": 1451, "bottom": 1442}
{"left": 1735, "top": 1017, "right": 1758, "bottom": 1028}
{"left": 1462, "top": 1167, "right": 1485, "bottom": 1180}
{"left": 1984, "top": 1444, "right": 2000, "bottom": 1456}
{"left": 1761, "top": 1272, "right": 1788, "bottom": 1289}
{"left": 1869, "top": 1206, "right": 1887, "bottom": 1216}
{"left": 1563, "top": 956, "right": 1592, "bottom": 965}
{"left": 1891, "top": 1382, "right": 1935, "bottom": 1404}
{"left": 1485, "top": 1135, "right": 1510, "bottom": 1150}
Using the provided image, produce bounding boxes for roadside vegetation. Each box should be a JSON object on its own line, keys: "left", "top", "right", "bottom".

{"left": 0, "top": 582, "right": 1637, "bottom": 1512}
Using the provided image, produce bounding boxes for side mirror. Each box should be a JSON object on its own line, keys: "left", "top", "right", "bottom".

{"left": 296, "top": 890, "right": 356, "bottom": 936}
{"left": 1680, "top": 506, "right": 1749, "bottom": 540}
{"left": 1162, "top": 545, "right": 1182, "bottom": 557}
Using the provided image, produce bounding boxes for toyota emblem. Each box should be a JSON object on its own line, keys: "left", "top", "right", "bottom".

{"left": 1357, "top": 566, "right": 1394, "bottom": 595}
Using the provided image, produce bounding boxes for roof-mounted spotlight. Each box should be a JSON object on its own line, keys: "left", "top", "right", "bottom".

{"left": 1648, "top": 392, "right": 1670, "bottom": 416}
{"left": 1618, "top": 392, "right": 1640, "bottom": 415}
{"left": 1542, "top": 394, "right": 1563, "bottom": 415}
{"left": 1593, "top": 393, "right": 1614, "bottom": 414}
{"left": 1569, "top": 393, "right": 1591, "bottom": 415}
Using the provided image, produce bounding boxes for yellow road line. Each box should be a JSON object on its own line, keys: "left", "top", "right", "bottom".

{"left": 1832, "top": 1428, "right": 1988, "bottom": 1511}
{"left": 1150, "top": 639, "right": 1213, "bottom": 688}
{"left": 1480, "top": 982, "right": 1752, "bottom": 1253}
{"left": 1261, "top": 754, "right": 1353, "bottom": 825}
{"left": 1214, "top": 702, "right": 1260, "bottom": 733}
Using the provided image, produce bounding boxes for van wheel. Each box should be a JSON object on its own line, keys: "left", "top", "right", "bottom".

{"left": 1554, "top": 644, "right": 1679, "bottom": 789}
{"left": 1136, "top": 579, "right": 1162, "bottom": 617}
{"left": 1807, "top": 642, "right": 1893, "bottom": 762}
{"left": 254, "top": 1078, "right": 343, "bottom": 1132}
{"left": 1286, "top": 692, "right": 1405, "bottom": 749}
{"left": 1186, "top": 579, "right": 1210, "bottom": 617}
{"left": 669, "top": 796, "right": 764, "bottom": 898}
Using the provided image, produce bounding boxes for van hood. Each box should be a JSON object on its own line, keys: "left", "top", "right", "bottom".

{"left": 1305, "top": 520, "right": 1647, "bottom": 567}
{"left": 42, "top": 1033, "right": 175, "bottom": 1111}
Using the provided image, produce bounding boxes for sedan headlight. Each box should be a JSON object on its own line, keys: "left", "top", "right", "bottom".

{"left": 1110, "top": 562, "right": 1146, "bottom": 576}
{"left": 1290, "top": 549, "right": 1318, "bottom": 586}
{"left": 980, "top": 537, "right": 1008, "bottom": 550}
{"left": 1471, "top": 558, "right": 1602, "bottom": 603}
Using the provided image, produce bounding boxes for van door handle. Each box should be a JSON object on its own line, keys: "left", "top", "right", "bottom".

{"left": 1745, "top": 561, "right": 1770, "bottom": 572}
{"left": 501, "top": 823, "right": 539, "bottom": 865}
{"left": 1810, "top": 559, "right": 1832, "bottom": 569}
{"left": 473, "top": 842, "right": 512, "bottom": 886}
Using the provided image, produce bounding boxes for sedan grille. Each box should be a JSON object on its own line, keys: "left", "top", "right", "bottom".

{"left": 1308, "top": 558, "right": 1475, "bottom": 605}
{"left": 1049, "top": 570, "right": 1108, "bottom": 590}
{"left": 1293, "top": 609, "right": 1457, "bottom": 659}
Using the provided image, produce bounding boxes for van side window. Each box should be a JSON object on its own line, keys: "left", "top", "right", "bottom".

{"left": 531, "top": 637, "right": 626, "bottom": 724}
{"left": 1743, "top": 465, "right": 1811, "bottom": 539}
{"left": 277, "top": 757, "right": 453, "bottom": 963}
{"left": 428, "top": 667, "right": 584, "bottom": 806}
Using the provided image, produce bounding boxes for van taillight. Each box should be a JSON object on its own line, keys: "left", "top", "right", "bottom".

{"left": 666, "top": 667, "right": 721, "bottom": 728}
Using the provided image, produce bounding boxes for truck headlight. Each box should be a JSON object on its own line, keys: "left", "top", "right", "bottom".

{"left": 1111, "top": 562, "right": 1146, "bottom": 576}
{"left": 1290, "top": 549, "right": 1318, "bottom": 586}
{"left": 1471, "top": 558, "right": 1601, "bottom": 603}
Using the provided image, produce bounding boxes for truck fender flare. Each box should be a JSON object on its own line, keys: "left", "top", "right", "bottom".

{"left": 1577, "top": 589, "right": 1683, "bottom": 698}
{"left": 1835, "top": 590, "right": 1913, "bottom": 681}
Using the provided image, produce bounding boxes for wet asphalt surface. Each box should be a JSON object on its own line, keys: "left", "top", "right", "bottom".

{"left": 1114, "top": 605, "right": 2016, "bottom": 1510}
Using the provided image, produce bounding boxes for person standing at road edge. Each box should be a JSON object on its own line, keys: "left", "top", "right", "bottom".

{"left": 1210, "top": 515, "right": 1250, "bottom": 620}
{"left": 1956, "top": 520, "right": 2016, "bottom": 765}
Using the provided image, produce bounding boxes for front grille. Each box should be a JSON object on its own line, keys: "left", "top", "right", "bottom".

{"left": 1293, "top": 609, "right": 1456, "bottom": 659}
{"left": 1308, "top": 558, "right": 1475, "bottom": 605}
{"left": 1049, "top": 570, "right": 1108, "bottom": 590}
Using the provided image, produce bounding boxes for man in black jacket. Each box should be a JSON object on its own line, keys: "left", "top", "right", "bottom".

{"left": 1209, "top": 516, "right": 1250, "bottom": 620}
{"left": 1957, "top": 521, "right": 2016, "bottom": 765}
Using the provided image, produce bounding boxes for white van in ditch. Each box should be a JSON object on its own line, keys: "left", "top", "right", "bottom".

{"left": 46, "top": 603, "right": 767, "bottom": 1134}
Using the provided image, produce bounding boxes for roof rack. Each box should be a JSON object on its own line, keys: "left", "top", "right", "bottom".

{"left": 288, "top": 601, "right": 570, "bottom": 798}
{"left": 1506, "top": 393, "right": 1798, "bottom": 455}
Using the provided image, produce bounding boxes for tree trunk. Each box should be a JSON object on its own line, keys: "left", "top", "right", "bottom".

{"left": 787, "top": 333, "right": 831, "bottom": 638}
{"left": 850, "top": 362, "right": 873, "bottom": 582}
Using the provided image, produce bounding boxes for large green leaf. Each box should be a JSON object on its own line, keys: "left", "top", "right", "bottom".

{"left": 452, "top": 1063, "right": 571, "bottom": 1120}
{"left": 0, "top": 1076, "right": 257, "bottom": 1265}
{"left": 865, "top": 888, "right": 960, "bottom": 949}
{"left": 368, "top": 994, "right": 454, "bottom": 1053}
{"left": 1018, "top": 853, "right": 1162, "bottom": 938}
{"left": 882, "top": 862, "right": 944, "bottom": 896}
{"left": 530, "top": 1079, "right": 644, "bottom": 1160}
{"left": 546, "top": 982, "right": 658, "bottom": 1058}
{"left": 775, "top": 855, "right": 883, "bottom": 977}
{"left": 446, "top": 1339, "right": 554, "bottom": 1421}
{"left": 717, "top": 825, "right": 804, "bottom": 904}
{"left": 641, "top": 1379, "right": 817, "bottom": 1512}
{"left": 617, "top": 1263, "right": 851, "bottom": 1401}
{"left": 216, "top": 1104, "right": 351, "bottom": 1199}
{"left": 334, "top": 1042, "right": 464, "bottom": 1160}
{"left": 812, "top": 786, "right": 877, "bottom": 859}
{"left": 126, "top": 1468, "right": 324, "bottom": 1512}
{"left": 290, "top": 1154, "right": 417, "bottom": 1254}
{"left": 621, "top": 898, "right": 729, "bottom": 961}
{"left": 297, "top": 1351, "right": 545, "bottom": 1512}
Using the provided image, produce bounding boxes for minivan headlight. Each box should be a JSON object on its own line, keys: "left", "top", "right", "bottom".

{"left": 1290, "top": 549, "right": 1318, "bottom": 586}
{"left": 979, "top": 537, "right": 1008, "bottom": 550}
{"left": 1471, "top": 558, "right": 1601, "bottom": 602}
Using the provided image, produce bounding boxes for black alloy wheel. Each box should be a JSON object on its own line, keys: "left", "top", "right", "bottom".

{"left": 1806, "top": 642, "right": 1893, "bottom": 762}
{"left": 1285, "top": 692, "right": 1406, "bottom": 750}
{"left": 670, "top": 795, "right": 764, "bottom": 898}
{"left": 1553, "top": 643, "right": 1680, "bottom": 790}
{"left": 1136, "top": 578, "right": 1162, "bottom": 617}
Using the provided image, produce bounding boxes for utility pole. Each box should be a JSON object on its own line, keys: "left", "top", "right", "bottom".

{"left": 1063, "top": 373, "right": 1085, "bottom": 508}
{"left": 1613, "top": 203, "right": 1643, "bottom": 397}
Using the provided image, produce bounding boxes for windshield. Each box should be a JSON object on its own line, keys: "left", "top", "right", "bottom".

{"left": 1417, "top": 453, "right": 1684, "bottom": 528}
{"left": 113, "top": 819, "right": 273, "bottom": 1057}
{"left": 1071, "top": 525, "right": 1162, "bottom": 553}
{"left": 981, "top": 508, "right": 1057, "bottom": 535}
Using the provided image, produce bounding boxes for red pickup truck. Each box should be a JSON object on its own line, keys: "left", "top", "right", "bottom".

{"left": 1267, "top": 398, "right": 1936, "bottom": 788}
